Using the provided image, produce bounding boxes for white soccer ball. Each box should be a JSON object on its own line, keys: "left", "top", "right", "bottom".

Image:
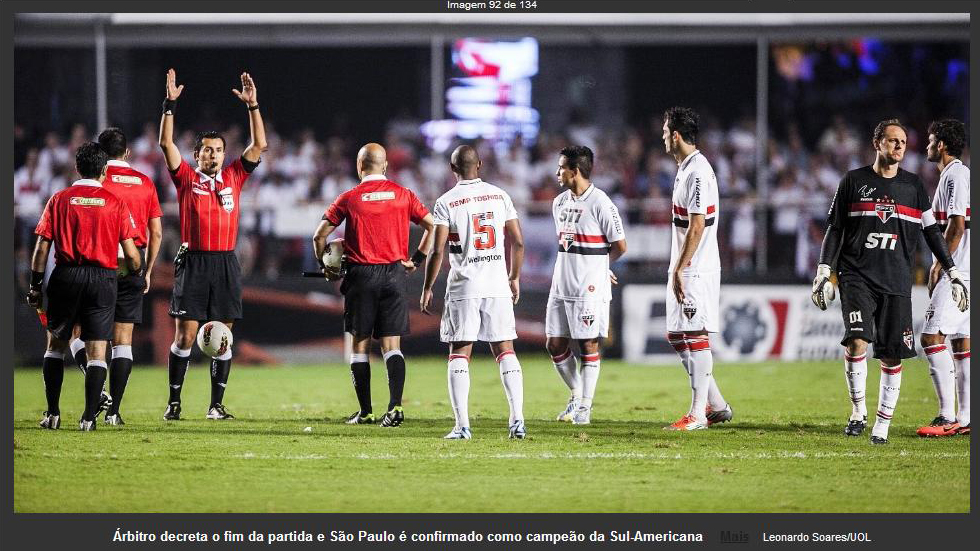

{"left": 197, "top": 321, "right": 233, "bottom": 358}
{"left": 322, "top": 238, "right": 345, "bottom": 270}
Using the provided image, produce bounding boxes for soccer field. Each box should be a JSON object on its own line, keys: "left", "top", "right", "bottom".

{"left": 13, "top": 356, "right": 970, "bottom": 513}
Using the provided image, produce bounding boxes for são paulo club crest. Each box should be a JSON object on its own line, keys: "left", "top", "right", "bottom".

{"left": 903, "top": 328, "right": 914, "bottom": 349}
{"left": 875, "top": 203, "right": 896, "bottom": 223}
{"left": 683, "top": 303, "right": 697, "bottom": 320}
{"left": 560, "top": 232, "right": 574, "bottom": 251}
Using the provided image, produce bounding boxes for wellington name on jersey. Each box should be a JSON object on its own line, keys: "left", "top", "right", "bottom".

{"left": 827, "top": 166, "right": 936, "bottom": 296}
{"left": 670, "top": 150, "right": 720, "bottom": 275}
{"left": 550, "top": 184, "right": 626, "bottom": 301}
{"left": 432, "top": 179, "right": 517, "bottom": 301}
{"left": 932, "top": 159, "right": 970, "bottom": 278}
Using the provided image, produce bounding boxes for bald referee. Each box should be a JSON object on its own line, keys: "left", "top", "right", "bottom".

{"left": 313, "top": 143, "right": 434, "bottom": 427}
{"left": 158, "top": 68, "right": 268, "bottom": 420}
{"left": 30, "top": 142, "right": 143, "bottom": 431}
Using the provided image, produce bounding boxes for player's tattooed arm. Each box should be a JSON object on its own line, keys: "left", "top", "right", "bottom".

{"left": 923, "top": 222, "right": 956, "bottom": 272}
{"left": 922, "top": 220, "right": 968, "bottom": 311}
{"left": 928, "top": 215, "right": 966, "bottom": 293}
{"left": 421, "top": 224, "right": 449, "bottom": 314}
{"left": 158, "top": 69, "right": 184, "bottom": 172}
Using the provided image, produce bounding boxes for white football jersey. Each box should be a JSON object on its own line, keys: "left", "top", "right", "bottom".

{"left": 933, "top": 159, "right": 970, "bottom": 277}
{"left": 432, "top": 178, "right": 518, "bottom": 300}
{"left": 670, "top": 150, "right": 720, "bottom": 275}
{"left": 550, "top": 184, "right": 626, "bottom": 301}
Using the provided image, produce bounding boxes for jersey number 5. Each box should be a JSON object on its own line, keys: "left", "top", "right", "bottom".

{"left": 472, "top": 212, "right": 496, "bottom": 250}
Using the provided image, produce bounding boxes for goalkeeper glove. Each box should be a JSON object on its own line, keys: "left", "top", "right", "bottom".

{"left": 811, "top": 264, "right": 836, "bottom": 310}
{"left": 947, "top": 267, "right": 969, "bottom": 312}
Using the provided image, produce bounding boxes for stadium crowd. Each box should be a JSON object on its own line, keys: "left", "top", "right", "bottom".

{"left": 14, "top": 113, "right": 966, "bottom": 292}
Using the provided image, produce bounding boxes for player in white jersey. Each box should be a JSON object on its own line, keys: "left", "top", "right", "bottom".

{"left": 918, "top": 119, "right": 971, "bottom": 437}
{"left": 421, "top": 145, "right": 527, "bottom": 440}
{"left": 546, "top": 145, "right": 627, "bottom": 425}
{"left": 661, "top": 107, "right": 732, "bottom": 431}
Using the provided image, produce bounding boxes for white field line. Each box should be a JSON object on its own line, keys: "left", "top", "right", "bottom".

{"left": 19, "top": 450, "right": 968, "bottom": 461}
{"left": 214, "top": 450, "right": 970, "bottom": 461}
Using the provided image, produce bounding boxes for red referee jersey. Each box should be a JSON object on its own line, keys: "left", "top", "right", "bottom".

{"left": 35, "top": 179, "right": 138, "bottom": 269}
{"left": 323, "top": 175, "right": 429, "bottom": 264}
{"left": 104, "top": 160, "right": 162, "bottom": 248}
{"left": 170, "top": 157, "right": 255, "bottom": 251}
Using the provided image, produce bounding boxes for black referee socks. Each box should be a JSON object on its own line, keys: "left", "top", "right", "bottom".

{"left": 350, "top": 354, "right": 372, "bottom": 415}
{"left": 82, "top": 361, "right": 108, "bottom": 421}
{"left": 209, "top": 356, "right": 232, "bottom": 407}
{"left": 42, "top": 351, "right": 65, "bottom": 415}
{"left": 108, "top": 345, "right": 134, "bottom": 415}
{"left": 168, "top": 345, "right": 191, "bottom": 404}
{"left": 384, "top": 350, "right": 406, "bottom": 411}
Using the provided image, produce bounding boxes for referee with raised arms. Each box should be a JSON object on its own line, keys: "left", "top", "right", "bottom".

{"left": 158, "top": 68, "right": 268, "bottom": 420}
{"left": 30, "top": 142, "right": 144, "bottom": 431}
{"left": 313, "top": 143, "right": 434, "bottom": 427}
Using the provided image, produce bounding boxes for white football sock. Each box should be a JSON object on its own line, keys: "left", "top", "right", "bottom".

{"left": 844, "top": 352, "right": 868, "bottom": 421}
{"left": 924, "top": 343, "right": 956, "bottom": 420}
{"left": 70, "top": 338, "right": 86, "bottom": 358}
{"left": 497, "top": 351, "right": 524, "bottom": 425}
{"left": 447, "top": 354, "right": 470, "bottom": 429}
{"left": 579, "top": 352, "right": 601, "bottom": 408}
{"left": 687, "top": 336, "right": 712, "bottom": 424}
{"left": 872, "top": 363, "right": 902, "bottom": 439}
{"left": 551, "top": 348, "right": 581, "bottom": 402}
{"left": 707, "top": 377, "right": 727, "bottom": 412}
{"left": 953, "top": 349, "right": 970, "bottom": 426}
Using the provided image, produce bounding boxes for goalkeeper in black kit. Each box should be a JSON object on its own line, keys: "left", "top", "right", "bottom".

{"left": 811, "top": 119, "right": 968, "bottom": 444}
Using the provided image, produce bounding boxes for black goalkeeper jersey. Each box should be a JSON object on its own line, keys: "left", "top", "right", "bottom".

{"left": 827, "top": 165, "right": 933, "bottom": 297}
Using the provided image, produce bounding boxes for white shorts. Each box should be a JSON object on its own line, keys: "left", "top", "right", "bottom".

{"left": 545, "top": 296, "right": 610, "bottom": 340}
{"left": 922, "top": 277, "right": 970, "bottom": 339}
{"left": 440, "top": 297, "right": 518, "bottom": 343}
{"left": 666, "top": 271, "right": 720, "bottom": 333}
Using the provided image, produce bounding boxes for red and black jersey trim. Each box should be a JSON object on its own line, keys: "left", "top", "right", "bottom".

{"left": 448, "top": 232, "right": 463, "bottom": 254}
{"left": 847, "top": 202, "right": 923, "bottom": 224}
{"left": 935, "top": 208, "right": 971, "bottom": 230}
{"left": 556, "top": 232, "right": 611, "bottom": 255}
{"left": 558, "top": 245, "right": 610, "bottom": 255}
{"left": 672, "top": 204, "right": 716, "bottom": 228}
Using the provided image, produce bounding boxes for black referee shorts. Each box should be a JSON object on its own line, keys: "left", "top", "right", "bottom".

{"left": 115, "top": 247, "right": 148, "bottom": 323}
{"left": 340, "top": 262, "right": 409, "bottom": 339}
{"left": 46, "top": 265, "right": 117, "bottom": 342}
{"left": 169, "top": 251, "right": 243, "bottom": 322}
{"left": 838, "top": 274, "right": 916, "bottom": 360}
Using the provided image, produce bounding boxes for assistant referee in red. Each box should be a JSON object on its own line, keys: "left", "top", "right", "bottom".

{"left": 158, "top": 68, "right": 267, "bottom": 421}
{"left": 313, "top": 143, "right": 434, "bottom": 427}
{"left": 30, "top": 142, "right": 144, "bottom": 431}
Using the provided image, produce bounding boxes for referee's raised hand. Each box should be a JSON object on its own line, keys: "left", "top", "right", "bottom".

{"left": 232, "top": 72, "right": 258, "bottom": 107}
{"left": 166, "top": 68, "right": 184, "bottom": 101}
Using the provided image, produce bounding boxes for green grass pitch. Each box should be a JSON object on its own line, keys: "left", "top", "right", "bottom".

{"left": 13, "top": 356, "right": 969, "bottom": 513}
